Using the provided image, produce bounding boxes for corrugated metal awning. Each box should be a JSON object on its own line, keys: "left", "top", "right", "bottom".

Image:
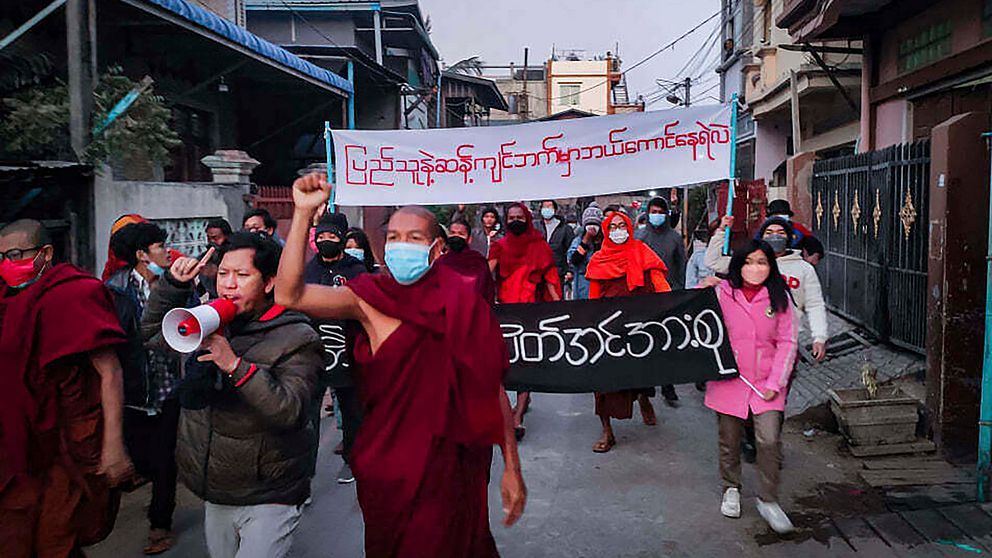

{"left": 122, "top": 0, "right": 353, "bottom": 96}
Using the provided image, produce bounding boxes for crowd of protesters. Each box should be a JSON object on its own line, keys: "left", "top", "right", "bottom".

{"left": 0, "top": 177, "right": 827, "bottom": 557}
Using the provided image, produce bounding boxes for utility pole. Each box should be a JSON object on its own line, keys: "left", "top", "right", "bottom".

{"left": 67, "top": 0, "right": 96, "bottom": 160}
{"left": 521, "top": 47, "right": 529, "bottom": 121}
{"left": 684, "top": 77, "right": 691, "bottom": 107}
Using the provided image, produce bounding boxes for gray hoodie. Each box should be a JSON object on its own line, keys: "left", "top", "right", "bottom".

{"left": 635, "top": 222, "right": 687, "bottom": 289}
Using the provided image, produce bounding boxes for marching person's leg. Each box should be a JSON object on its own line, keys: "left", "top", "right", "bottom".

{"left": 717, "top": 412, "right": 743, "bottom": 518}
{"left": 753, "top": 410, "right": 794, "bottom": 534}
{"left": 232, "top": 504, "right": 304, "bottom": 558}
{"left": 513, "top": 391, "right": 530, "bottom": 440}
{"left": 637, "top": 390, "right": 657, "bottom": 426}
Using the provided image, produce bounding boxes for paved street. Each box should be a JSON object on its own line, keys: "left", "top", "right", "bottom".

{"left": 88, "top": 388, "right": 872, "bottom": 558}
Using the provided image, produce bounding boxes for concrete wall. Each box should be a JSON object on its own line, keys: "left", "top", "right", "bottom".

{"left": 247, "top": 11, "right": 357, "bottom": 47}
{"left": 548, "top": 60, "right": 610, "bottom": 116}
{"left": 93, "top": 170, "right": 249, "bottom": 273}
{"left": 876, "top": 0, "right": 985, "bottom": 84}
{"left": 875, "top": 99, "right": 910, "bottom": 149}
{"left": 754, "top": 119, "right": 789, "bottom": 187}
{"left": 926, "top": 110, "right": 991, "bottom": 458}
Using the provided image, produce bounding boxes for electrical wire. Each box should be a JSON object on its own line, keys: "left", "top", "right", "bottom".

{"left": 530, "top": 9, "right": 721, "bottom": 103}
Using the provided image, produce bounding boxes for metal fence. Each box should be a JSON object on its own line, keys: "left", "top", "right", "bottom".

{"left": 811, "top": 140, "right": 930, "bottom": 354}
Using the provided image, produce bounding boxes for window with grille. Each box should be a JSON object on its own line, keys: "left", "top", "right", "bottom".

{"left": 560, "top": 84, "right": 581, "bottom": 106}
{"left": 897, "top": 20, "right": 952, "bottom": 74}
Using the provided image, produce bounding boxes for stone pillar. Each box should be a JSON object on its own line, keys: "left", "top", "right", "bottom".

{"left": 786, "top": 151, "right": 817, "bottom": 226}
{"left": 200, "top": 150, "right": 259, "bottom": 184}
{"left": 926, "top": 111, "right": 991, "bottom": 458}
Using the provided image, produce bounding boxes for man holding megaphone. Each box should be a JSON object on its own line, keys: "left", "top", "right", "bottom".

{"left": 139, "top": 232, "right": 323, "bottom": 558}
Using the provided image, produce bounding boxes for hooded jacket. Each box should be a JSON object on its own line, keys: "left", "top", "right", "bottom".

{"left": 705, "top": 227, "right": 829, "bottom": 343}
{"left": 535, "top": 212, "right": 575, "bottom": 281}
{"left": 470, "top": 210, "right": 503, "bottom": 257}
{"left": 141, "top": 274, "right": 323, "bottom": 506}
{"left": 634, "top": 200, "right": 687, "bottom": 289}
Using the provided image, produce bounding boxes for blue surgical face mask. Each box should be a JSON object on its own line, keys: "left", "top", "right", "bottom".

{"left": 345, "top": 248, "right": 365, "bottom": 260}
{"left": 648, "top": 213, "right": 667, "bottom": 227}
{"left": 540, "top": 207, "right": 555, "bottom": 220}
{"left": 384, "top": 241, "right": 436, "bottom": 285}
{"left": 147, "top": 261, "right": 167, "bottom": 277}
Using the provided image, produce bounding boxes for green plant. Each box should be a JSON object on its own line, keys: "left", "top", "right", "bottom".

{"left": 0, "top": 67, "right": 180, "bottom": 165}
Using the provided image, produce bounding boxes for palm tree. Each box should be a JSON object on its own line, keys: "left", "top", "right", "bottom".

{"left": 446, "top": 56, "right": 485, "bottom": 76}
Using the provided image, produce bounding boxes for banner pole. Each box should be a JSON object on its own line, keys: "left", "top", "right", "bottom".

{"left": 324, "top": 120, "right": 335, "bottom": 214}
{"left": 723, "top": 93, "right": 739, "bottom": 256}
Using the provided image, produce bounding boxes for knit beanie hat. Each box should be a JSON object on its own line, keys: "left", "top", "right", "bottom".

{"left": 582, "top": 203, "right": 605, "bottom": 227}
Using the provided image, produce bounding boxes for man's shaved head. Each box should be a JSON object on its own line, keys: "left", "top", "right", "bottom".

{"left": 0, "top": 219, "right": 52, "bottom": 246}
{"left": 392, "top": 206, "right": 441, "bottom": 240}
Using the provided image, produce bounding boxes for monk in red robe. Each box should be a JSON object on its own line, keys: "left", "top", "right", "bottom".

{"left": 276, "top": 176, "right": 526, "bottom": 558}
{"left": 0, "top": 219, "right": 132, "bottom": 558}
{"left": 586, "top": 211, "right": 670, "bottom": 453}
{"left": 488, "top": 202, "right": 561, "bottom": 439}
{"left": 439, "top": 219, "right": 496, "bottom": 305}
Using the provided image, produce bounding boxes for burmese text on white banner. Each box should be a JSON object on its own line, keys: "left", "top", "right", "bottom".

{"left": 331, "top": 103, "right": 733, "bottom": 206}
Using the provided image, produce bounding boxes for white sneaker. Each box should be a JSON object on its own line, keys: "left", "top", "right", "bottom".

{"left": 721, "top": 487, "right": 741, "bottom": 518}
{"left": 756, "top": 499, "right": 795, "bottom": 534}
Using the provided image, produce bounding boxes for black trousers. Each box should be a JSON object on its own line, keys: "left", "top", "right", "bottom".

{"left": 311, "top": 384, "right": 364, "bottom": 471}
{"left": 123, "top": 398, "right": 180, "bottom": 531}
{"left": 335, "top": 386, "right": 363, "bottom": 464}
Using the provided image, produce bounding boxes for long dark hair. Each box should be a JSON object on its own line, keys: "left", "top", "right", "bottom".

{"left": 346, "top": 227, "right": 377, "bottom": 273}
{"left": 727, "top": 239, "right": 791, "bottom": 314}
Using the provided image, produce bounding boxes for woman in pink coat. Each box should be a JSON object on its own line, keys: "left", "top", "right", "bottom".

{"left": 705, "top": 239, "right": 797, "bottom": 534}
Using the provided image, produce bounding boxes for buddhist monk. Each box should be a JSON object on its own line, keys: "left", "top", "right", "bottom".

{"left": 488, "top": 202, "right": 562, "bottom": 440}
{"left": 438, "top": 218, "right": 496, "bottom": 305}
{"left": 0, "top": 219, "right": 132, "bottom": 558}
{"left": 585, "top": 211, "right": 671, "bottom": 453}
{"left": 276, "top": 175, "right": 526, "bottom": 558}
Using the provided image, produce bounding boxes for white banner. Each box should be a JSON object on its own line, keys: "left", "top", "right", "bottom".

{"left": 332, "top": 104, "right": 733, "bottom": 206}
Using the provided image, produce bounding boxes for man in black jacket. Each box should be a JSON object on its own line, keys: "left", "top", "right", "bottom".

{"left": 304, "top": 212, "right": 368, "bottom": 485}
{"left": 142, "top": 232, "right": 322, "bottom": 558}
{"left": 106, "top": 222, "right": 182, "bottom": 555}
{"left": 535, "top": 200, "right": 575, "bottom": 295}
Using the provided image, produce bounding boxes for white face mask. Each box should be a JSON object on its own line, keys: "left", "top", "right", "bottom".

{"left": 609, "top": 229, "right": 630, "bottom": 244}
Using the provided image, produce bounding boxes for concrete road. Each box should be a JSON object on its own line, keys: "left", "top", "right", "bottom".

{"left": 88, "top": 388, "right": 863, "bottom": 557}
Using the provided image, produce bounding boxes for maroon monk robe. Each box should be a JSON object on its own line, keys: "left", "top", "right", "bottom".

{"left": 0, "top": 264, "right": 127, "bottom": 555}
{"left": 437, "top": 247, "right": 496, "bottom": 306}
{"left": 348, "top": 264, "right": 508, "bottom": 558}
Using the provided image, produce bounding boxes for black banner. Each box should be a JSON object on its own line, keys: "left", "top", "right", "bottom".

{"left": 496, "top": 289, "right": 739, "bottom": 393}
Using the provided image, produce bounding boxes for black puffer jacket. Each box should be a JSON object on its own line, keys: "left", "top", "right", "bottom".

{"left": 141, "top": 274, "right": 322, "bottom": 506}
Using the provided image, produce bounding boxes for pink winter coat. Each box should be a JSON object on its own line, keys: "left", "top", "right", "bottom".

{"left": 704, "top": 280, "right": 797, "bottom": 419}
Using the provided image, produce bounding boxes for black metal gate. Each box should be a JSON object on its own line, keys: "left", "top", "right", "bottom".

{"left": 811, "top": 140, "right": 930, "bottom": 354}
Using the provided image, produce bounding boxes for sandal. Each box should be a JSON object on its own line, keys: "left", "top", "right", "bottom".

{"left": 144, "top": 530, "right": 175, "bottom": 555}
{"left": 641, "top": 403, "right": 657, "bottom": 426}
{"left": 514, "top": 426, "right": 526, "bottom": 442}
{"left": 592, "top": 436, "right": 616, "bottom": 453}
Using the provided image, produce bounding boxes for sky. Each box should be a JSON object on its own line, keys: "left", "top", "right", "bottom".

{"left": 418, "top": 0, "right": 724, "bottom": 108}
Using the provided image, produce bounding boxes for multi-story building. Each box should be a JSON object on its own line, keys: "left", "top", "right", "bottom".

{"left": 483, "top": 63, "right": 550, "bottom": 125}
{"left": 718, "top": 0, "right": 861, "bottom": 200}
{"left": 545, "top": 50, "right": 645, "bottom": 118}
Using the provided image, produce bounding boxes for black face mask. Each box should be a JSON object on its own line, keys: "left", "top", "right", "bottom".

{"left": 507, "top": 220, "right": 529, "bottom": 236}
{"left": 316, "top": 240, "right": 343, "bottom": 259}
{"left": 446, "top": 236, "right": 468, "bottom": 253}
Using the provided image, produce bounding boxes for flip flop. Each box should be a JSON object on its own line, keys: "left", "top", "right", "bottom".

{"left": 144, "top": 532, "right": 175, "bottom": 555}
{"left": 641, "top": 405, "right": 657, "bottom": 426}
{"left": 592, "top": 437, "right": 616, "bottom": 453}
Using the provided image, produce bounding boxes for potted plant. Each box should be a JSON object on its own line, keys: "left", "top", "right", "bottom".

{"left": 828, "top": 361, "right": 919, "bottom": 447}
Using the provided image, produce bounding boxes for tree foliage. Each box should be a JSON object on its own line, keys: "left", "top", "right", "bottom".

{"left": 0, "top": 67, "right": 180, "bottom": 165}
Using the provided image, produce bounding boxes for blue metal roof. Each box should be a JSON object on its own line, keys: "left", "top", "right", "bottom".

{"left": 141, "top": 0, "right": 353, "bottom": 95}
